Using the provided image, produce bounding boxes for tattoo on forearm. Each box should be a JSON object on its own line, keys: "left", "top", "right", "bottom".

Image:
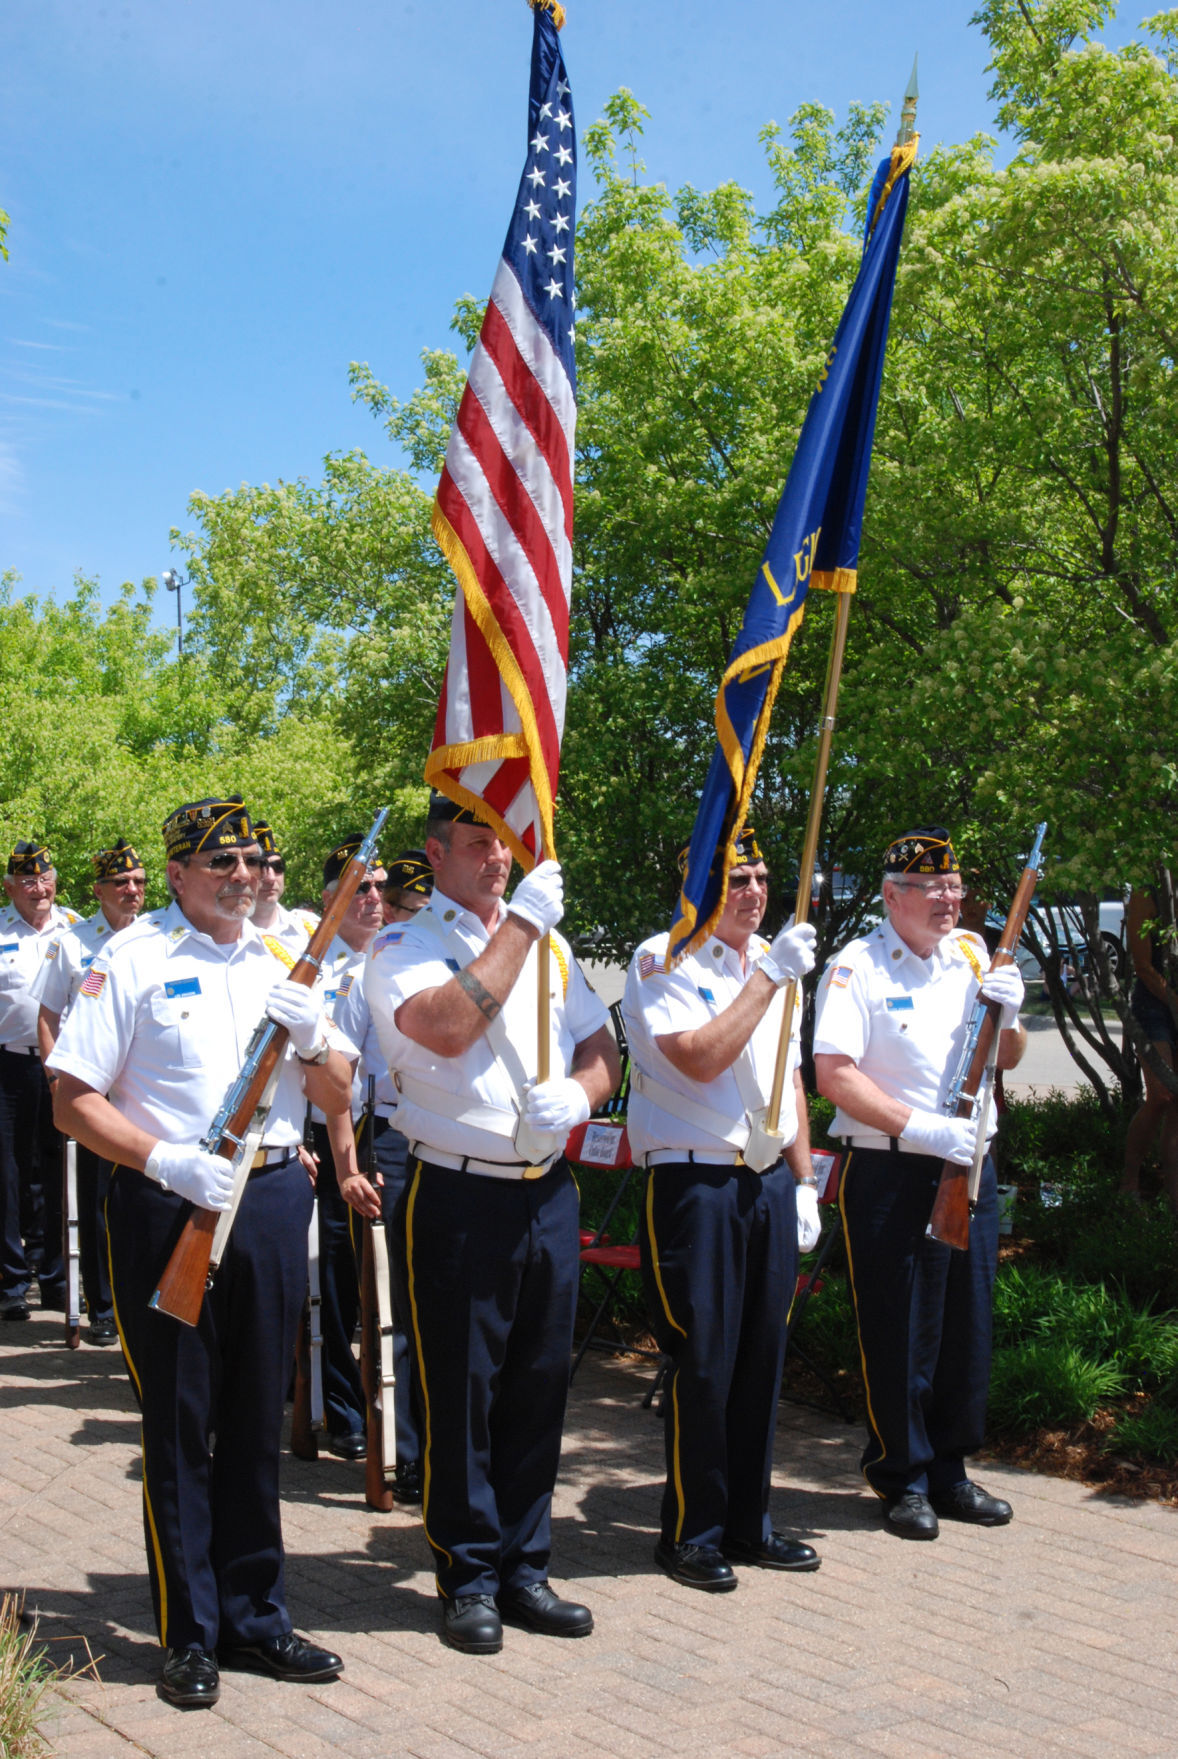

{"left": 455, "top": 968, "right": 502, "bottom": 1021}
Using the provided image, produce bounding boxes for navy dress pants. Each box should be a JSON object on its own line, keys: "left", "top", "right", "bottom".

{"left": 640, "top": 1160, "right": 798, "bottom": 1550}
{"left": 107, "top": 1157, "right": 313, "bottom": 1651}
{"left": 839, "top": 1146, "right": 999, "bottom": 1499}
{"left": 372, "top": 1120, "right": 423, "bottom": 1466}
{"left": 0, "top": 1048, "right": 63, "bottom": 1302}
{"left": 76, "top": 1143, "right": 113, "bottom": 1322}
{"left": 399, "top": 1157, "right": 579, "bottom": 1600}
{"left": 310, "top": 1120, "right": 364, "bottom": 1442}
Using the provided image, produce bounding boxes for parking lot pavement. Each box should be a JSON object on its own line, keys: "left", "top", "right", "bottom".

{"left": 5, "top": 1307, "right": 1178, "bottom": 1757}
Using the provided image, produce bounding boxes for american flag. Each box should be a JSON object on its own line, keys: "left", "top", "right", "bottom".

{"left": 426, "top": 0, "right": 576, "bottom": 871}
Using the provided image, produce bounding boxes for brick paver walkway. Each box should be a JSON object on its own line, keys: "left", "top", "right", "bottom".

{"left": 4, "top": 1307, "right": 1177, "bottom": 1758}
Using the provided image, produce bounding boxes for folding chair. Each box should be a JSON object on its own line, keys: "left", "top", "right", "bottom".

{"left": 783, "top": 1148, "right": 854, "bottom": 1419}
{"left": 567, "top": 1117, "right": 648, "bottom": 1381}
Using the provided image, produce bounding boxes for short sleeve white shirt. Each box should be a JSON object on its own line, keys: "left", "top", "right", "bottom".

{"left": 812, "top": 917, "right": 991, "bottom": 1137}
{"left": 46, "top": 900, "right": 351, "bottom": 1149}
{"left": 331, "top": 969, "right": 396, "bottom": 1115}
{"left": 621, "top": 930, "right": 801, "bottom": 1159}
{"left": 364, "top": 887, "right": 608, "bottom": 1160}
{"left": 32, "top": 908, "right": 132, "bottom": 1019}
{"left": 0, "top": 902, "right": 82, "bottom": 1049}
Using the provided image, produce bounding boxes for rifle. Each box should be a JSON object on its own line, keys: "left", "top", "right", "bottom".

{"left": 359, "top": 1075, "right": 397, "bottom": 1510}
{"left": 63, "top": 1137, "right": 81, "bottom": 1350}
{"left": 149, "top": 806, "right": 389, "bottom": 1325}
{"left": 290, "top": 1103, "right": 324, "bottom": 1461}
{"left": 927, "top": 822, "right": 1046, "bottom": 1251}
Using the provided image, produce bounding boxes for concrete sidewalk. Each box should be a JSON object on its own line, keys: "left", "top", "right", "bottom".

{"left": 4, "top": 1307, "right": 1178, "bottom": 1759}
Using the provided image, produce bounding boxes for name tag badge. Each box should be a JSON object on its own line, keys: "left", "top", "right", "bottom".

{"left": 0, "top": 943, "right": 18, "bottom": 956}
{"left": 885, "top": 996, "right": 915, "bottom": 1012}
{"left": 80, "top": 955, "right": 96, "bottom": 970}
{"left": 697, "top": 986, "right": 715, "bottom": 1003}
{"left": 164, "top": 977, "right": 202, "bottom": 1000}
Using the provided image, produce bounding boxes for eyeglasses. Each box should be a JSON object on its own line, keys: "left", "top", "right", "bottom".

{"left": 13, "top": 873, "right": 54, "bottom": 889}
{"left": 891, "top": 881, "right": 964, "bottom": 901}
{"left": 196, "top": 852, "right": 265, "bottom": 874}
{"left": 729, "top": 871, "right": 770, "bottom": 892}
{"left": 103, "top": 874, "right": 146, "bottom": 889}
{"left": 354, "top": 880, "right": 386, "bottom": 895}
{"left": 259, "top": 857, "right": 286, "bottom": 874}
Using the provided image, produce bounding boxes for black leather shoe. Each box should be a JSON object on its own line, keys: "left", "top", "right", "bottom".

{"left": 393, "top": 1458, "right": 423, "bottom": 1504}
{"left": 0, "top": 1296, "right": 31, "bottom": 1322}
{"left": 722, "top": 1531, "right": 821, "bottom": 1572}
{"left": 883, "top": 1492, "right": 939, "bottom": 1540}
{"left": 325, "top": 1430, "right": 366, "bottom": 1461}
{"left": 160, "top": 1646, "right": 220, "bottom": 1708}
{"left": 653, "top": 1538, "right": 737, "bottom": 1592}
{"left": 498, "top": 1582, "right": 593, "bottom": 1638}
{"left": 88, "top": 1316, "right": 117, "bottom": 1344}
{"left": 441, "top": 1594, "right": 503, "bottom": 1654}
{"left": 219, "top": 1631, "right": 343, "bottom": 1680}
{"left": 931, "top": 1480, "right": 1013, "bottom": 1526}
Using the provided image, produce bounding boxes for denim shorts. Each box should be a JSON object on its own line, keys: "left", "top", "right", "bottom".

{"left": 1131, "top": 979, "right": 1178, "bottom": 1048}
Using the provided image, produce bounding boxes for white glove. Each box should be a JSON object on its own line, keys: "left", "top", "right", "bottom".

{"left": 980, "top": 964, "right": 1025, "bottom": 1030}
{"left": 146, "top": 1142, "right": 236, "bottom": 1211}
{"left": 266, "top": 979, "right": 327, "bottom": 1057}
{"left": 796, "top": 1183, "right": 822, "bottom": 1253}
{"left": 522, "top": 1076, "right": 590, "bottom": 1134}
{"left": 902, "top": 1108, "right": 979, "bottom": 1166}
{"left": 508, "top": 859, "right": 564, "bottom": 936}
{"left": 759, "top": 918, "right": 817, "bottom": 987}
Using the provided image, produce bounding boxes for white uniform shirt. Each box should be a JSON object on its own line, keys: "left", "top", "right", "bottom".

{"left": 309, "top": 936, "right": 366, "bottom": 1124}
{"left": 46, "top": 900, "right": 352, "bottom": 1150}
{"left": 364, "top": 886, "right": 608, "bottom": 1161}
{"left": 622, "top": 930, "right": 800, "bottom": 1160}
{"left": 331, "top": 969, "right": 397, "bottom": 1117}
{"left": 0, "top": 902, "right": 82, "bottom": 1049}
{"left": 812, "top": 916, "right": 993, "bottom": 1140}
{"left": 254, "top": 903, "right": 319, "bottom": 957}
{"left": 32, "top": 907, "right": 135, "bottom": 1019}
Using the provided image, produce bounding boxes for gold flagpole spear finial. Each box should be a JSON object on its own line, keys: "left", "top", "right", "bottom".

{"left": 896, "top": 56, "right": 919, "bottom": 147}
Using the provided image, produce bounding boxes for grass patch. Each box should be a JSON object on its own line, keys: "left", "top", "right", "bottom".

{"left": 0, "top": 1595, "right": 56, "bottom": 1759}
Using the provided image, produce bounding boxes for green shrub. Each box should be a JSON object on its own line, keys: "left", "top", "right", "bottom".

{"left": 988, "top": 1340, "right": 1126, "bottom": 1434}
{"left": 787, "top": 1264, "right": 860, "bottom": 1384}
{"left": 1001, "top": 1088, "right": 1119, "bottom": 1178}
{"left": 992, "top": 1262, "right": 1064, "bottom": 1347}
{"left": 1108, "top": 1404, "right": 1178, "bottom": 1466}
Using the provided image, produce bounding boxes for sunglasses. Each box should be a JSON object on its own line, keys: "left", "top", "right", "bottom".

{"left": 354, "top": 879, "right": 387, "bottom": 895}
{"left": 728, "top": 870, "right": 770, "bottom": 892}
{"left": 197, "top": 852, "right": 265, "bottom": 874}
{"left": 260, "top": 857, "right": 286, "bottom": 874}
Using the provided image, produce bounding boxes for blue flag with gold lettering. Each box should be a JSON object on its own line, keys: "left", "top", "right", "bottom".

{"left": 668, "top": 140, "right": 917, "bottom": 966}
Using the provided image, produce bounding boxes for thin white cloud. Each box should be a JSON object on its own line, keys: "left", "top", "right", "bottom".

{"left": 0, "top": 441, "right": 25, "bottom": 513}
{"left": 8, "top": 340, "right": 68, "bottom": 351}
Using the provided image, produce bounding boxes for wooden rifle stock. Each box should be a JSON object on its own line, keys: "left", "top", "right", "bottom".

{"left": 150, "top": 807, "right": 389, "bottom": 1326}
{"left": 927, "top": 823, "right": 1046, "bottom": 1250}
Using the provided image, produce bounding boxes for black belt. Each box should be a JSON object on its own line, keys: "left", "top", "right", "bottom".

{"left": 0, "top": 1045, "right": 40, "bottom": 1059}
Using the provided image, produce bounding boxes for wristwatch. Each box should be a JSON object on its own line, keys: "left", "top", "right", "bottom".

{"left": 295, "top": 1040, "right": 331, "bottom": 1066}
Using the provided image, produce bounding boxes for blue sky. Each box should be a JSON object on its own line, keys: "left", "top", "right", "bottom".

{"left": 0, "top": 1, "right": 1141, "bottom": 623}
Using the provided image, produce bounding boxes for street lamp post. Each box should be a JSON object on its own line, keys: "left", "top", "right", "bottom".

{"left": 160, "top": 569, "right": 187, "bottom": 658}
